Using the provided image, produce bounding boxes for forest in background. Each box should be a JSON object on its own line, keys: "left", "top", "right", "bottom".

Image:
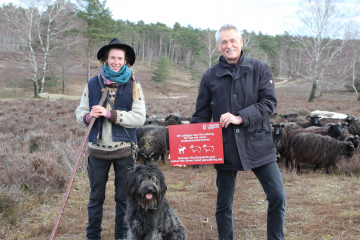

{"left": 0, "top": 0, "right": 360, "bottom": 102}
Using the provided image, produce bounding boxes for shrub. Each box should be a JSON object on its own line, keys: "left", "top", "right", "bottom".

{"left": 346, "top": 84, "right": 360, "bottom": 92}
{"left": 0, "top": 153, "right": 67, "bottom": 194}
{"left": 0, "top": 187, "right": 25, "bottom": 224}
{"left": 336, "top": 154, "right": 360, "bottom": 177}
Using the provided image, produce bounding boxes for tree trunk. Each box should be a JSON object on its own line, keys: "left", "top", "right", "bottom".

{"left": 39, "top": 19, "right": 52, "bottom": 94}
{"left": 352, "top": 64, "right": 360, "bottom": 101}
{"left": 308, "top": 81, "right": 317, "bottom": 102}
{"left": 33, "top": 80, "right": 39, "bottom": 98}
{"left": 62, "top": 65, "right": 66, "bottom": 95}
{"left": 159, "top": 33, "right": 163, "bottom": 57}
{"left": 87, "top": 50, "right": 90, "bottom": 82}
{"left": 278, "top": 47, "right": 283, "bottom": 78}
{"left": 141, "top": 34, "right": 145, "bottom": 67}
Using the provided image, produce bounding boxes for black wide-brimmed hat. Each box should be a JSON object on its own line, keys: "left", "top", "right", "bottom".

{"left": 97, "top": 38, "right": 136, "bottom": 66}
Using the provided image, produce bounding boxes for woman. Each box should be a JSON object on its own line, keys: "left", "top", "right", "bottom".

{"left": 75, "top": 38, "right": 146, "bottom": 240}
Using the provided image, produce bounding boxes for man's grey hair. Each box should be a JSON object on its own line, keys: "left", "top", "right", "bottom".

{"left": 215, "top": 24, "right": 242, "bottom": 45}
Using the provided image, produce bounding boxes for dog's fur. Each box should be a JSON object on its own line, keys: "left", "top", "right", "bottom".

{"left": 125, "top": 164, "right": 187, "bottom": 240}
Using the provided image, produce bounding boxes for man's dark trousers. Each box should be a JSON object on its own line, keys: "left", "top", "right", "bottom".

{"left": 216, "top": 162, "right": 286, "bottom": 240}
{"left": 86, "top": 155, "right": 133, "bottom": 240}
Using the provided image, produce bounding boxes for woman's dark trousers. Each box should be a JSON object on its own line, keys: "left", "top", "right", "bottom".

{"left": 86, "top": 155, "right": 133, "bottom": 240}
{"left": 215, "top": 162, "right": 286, "bottom": 240}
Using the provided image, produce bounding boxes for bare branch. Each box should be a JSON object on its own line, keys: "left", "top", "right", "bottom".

{"left": 285, "top": 0, "right": 359, "bottom": 102}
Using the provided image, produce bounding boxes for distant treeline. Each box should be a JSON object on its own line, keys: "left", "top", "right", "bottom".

{"left": 0, "top": 0, "right": 359, "bottom": 101}
{"left": 0, "top": 0, "right": 299, "bottom": 78}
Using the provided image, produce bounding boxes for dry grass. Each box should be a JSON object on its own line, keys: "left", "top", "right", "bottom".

{"left": 1, "top": 63, "right": 360, "bottom": 239}
{"left": 3, "top": 164, "right": 359, "bottom": 239}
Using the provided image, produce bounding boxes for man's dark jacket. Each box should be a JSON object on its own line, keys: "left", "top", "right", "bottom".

{"left": 192, "top": 53, "right": 277, "bottom": 171}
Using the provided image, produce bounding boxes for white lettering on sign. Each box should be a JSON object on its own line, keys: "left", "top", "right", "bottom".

{"left": 202, "top": 124, "right": 220, "bottom": 130}
{"left": 199, "top": 133, "right": 214, "bottom": 136}
{"left": 207, "top": 124, "right": 220, "bottom": 130}
{"left": 181, "top": 139, "right": 210, "bottom": 142}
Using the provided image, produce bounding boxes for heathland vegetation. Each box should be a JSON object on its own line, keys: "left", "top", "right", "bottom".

{"left": 1, "top": 73, "right": 360, "bottom": 239}
{"left": 1, "top": 0, "right": 360, "bottom": 239}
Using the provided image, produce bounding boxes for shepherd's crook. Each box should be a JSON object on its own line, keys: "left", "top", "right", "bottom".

{"left": 49, "top": 88, "right": 109, "bottom": 240}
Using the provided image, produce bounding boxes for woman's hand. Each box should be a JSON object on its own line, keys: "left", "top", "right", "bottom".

{"left": 90, "top": 105, "right": 107, "bottom": 118}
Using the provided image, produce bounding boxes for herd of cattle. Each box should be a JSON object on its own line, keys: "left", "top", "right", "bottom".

{"left": 136, "top": 111, "right": 360, "bottom": 173}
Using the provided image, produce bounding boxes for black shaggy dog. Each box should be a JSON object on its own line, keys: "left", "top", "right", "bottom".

{"left": 125, "top": 164, "right": 187, "bottom": 240}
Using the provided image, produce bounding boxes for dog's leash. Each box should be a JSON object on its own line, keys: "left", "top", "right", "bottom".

{"left": 97, "top": 74, "right": 137, "bottom": 168}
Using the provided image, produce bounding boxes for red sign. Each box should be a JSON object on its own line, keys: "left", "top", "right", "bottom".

{"left": 169, "top": 122, "right": 224, "bottom": 165}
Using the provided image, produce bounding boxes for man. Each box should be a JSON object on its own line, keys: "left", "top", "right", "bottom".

{"left": 191, "top": 24, "right": 286, "bottom": 240}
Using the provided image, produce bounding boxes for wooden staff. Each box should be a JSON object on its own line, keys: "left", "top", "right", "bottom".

{"left": 49, "top": 88, "right": 108, "bottom": 240}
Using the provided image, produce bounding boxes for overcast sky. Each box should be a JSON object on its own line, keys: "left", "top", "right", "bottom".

{"left": 3, "top": 0, "right": 360, "bottom": 37}
{"left": 0, "top": 0, "right": 301, "bottom": 36}
{"left": 105, "top": 0, "right": 298, "bottom": 36}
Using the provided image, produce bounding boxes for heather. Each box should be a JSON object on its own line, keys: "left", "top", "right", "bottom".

{"left": 0, "top": 69, "right": 360, "bottom": 239}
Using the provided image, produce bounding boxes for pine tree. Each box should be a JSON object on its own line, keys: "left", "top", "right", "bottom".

{"left": 77, "top": 0, "right": 115, "bottom": 81}
{"left": 151, "top": 53, "right": 172, "bottom": 87}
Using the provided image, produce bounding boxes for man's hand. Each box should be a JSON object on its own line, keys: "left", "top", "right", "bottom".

{"left": 220, "top": 112, "right": 243, "bottom": 128}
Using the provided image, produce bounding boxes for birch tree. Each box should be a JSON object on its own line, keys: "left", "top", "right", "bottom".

{"left": 202, "top": 29, "right": 218, "bottom": 68}
{"left": 0, "top": 0, "right": 79, "bottom": 97}
{"left": 37, "top": 0, "right": 79, "bottom": 94}
{"left": 347, "top": 39, "right": 360, "bottom": 101}
{"left": 188, "top": 29, "right": 219, "bottom": 86}
{"left": 286, "top": 0, "right": 356, "bottom": 102}
{"left": 241, "top": 30, "right": 257, "bottom": 56}
{"left": 1, "top": 3, "right": 42, "bottom": 97}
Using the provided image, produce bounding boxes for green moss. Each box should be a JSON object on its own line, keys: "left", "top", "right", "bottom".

{"left": 168, "top": 181, "right": 185, "bottom": 188}
{"left": 337, "top": 210, "right": 359, "bottom": 220}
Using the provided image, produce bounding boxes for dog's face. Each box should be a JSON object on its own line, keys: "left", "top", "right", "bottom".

{"left": 126, "top": 164, "right": 167, "bottom": 209}
{"left": 138, "top": 173, "right": 160, "bottom": 207}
